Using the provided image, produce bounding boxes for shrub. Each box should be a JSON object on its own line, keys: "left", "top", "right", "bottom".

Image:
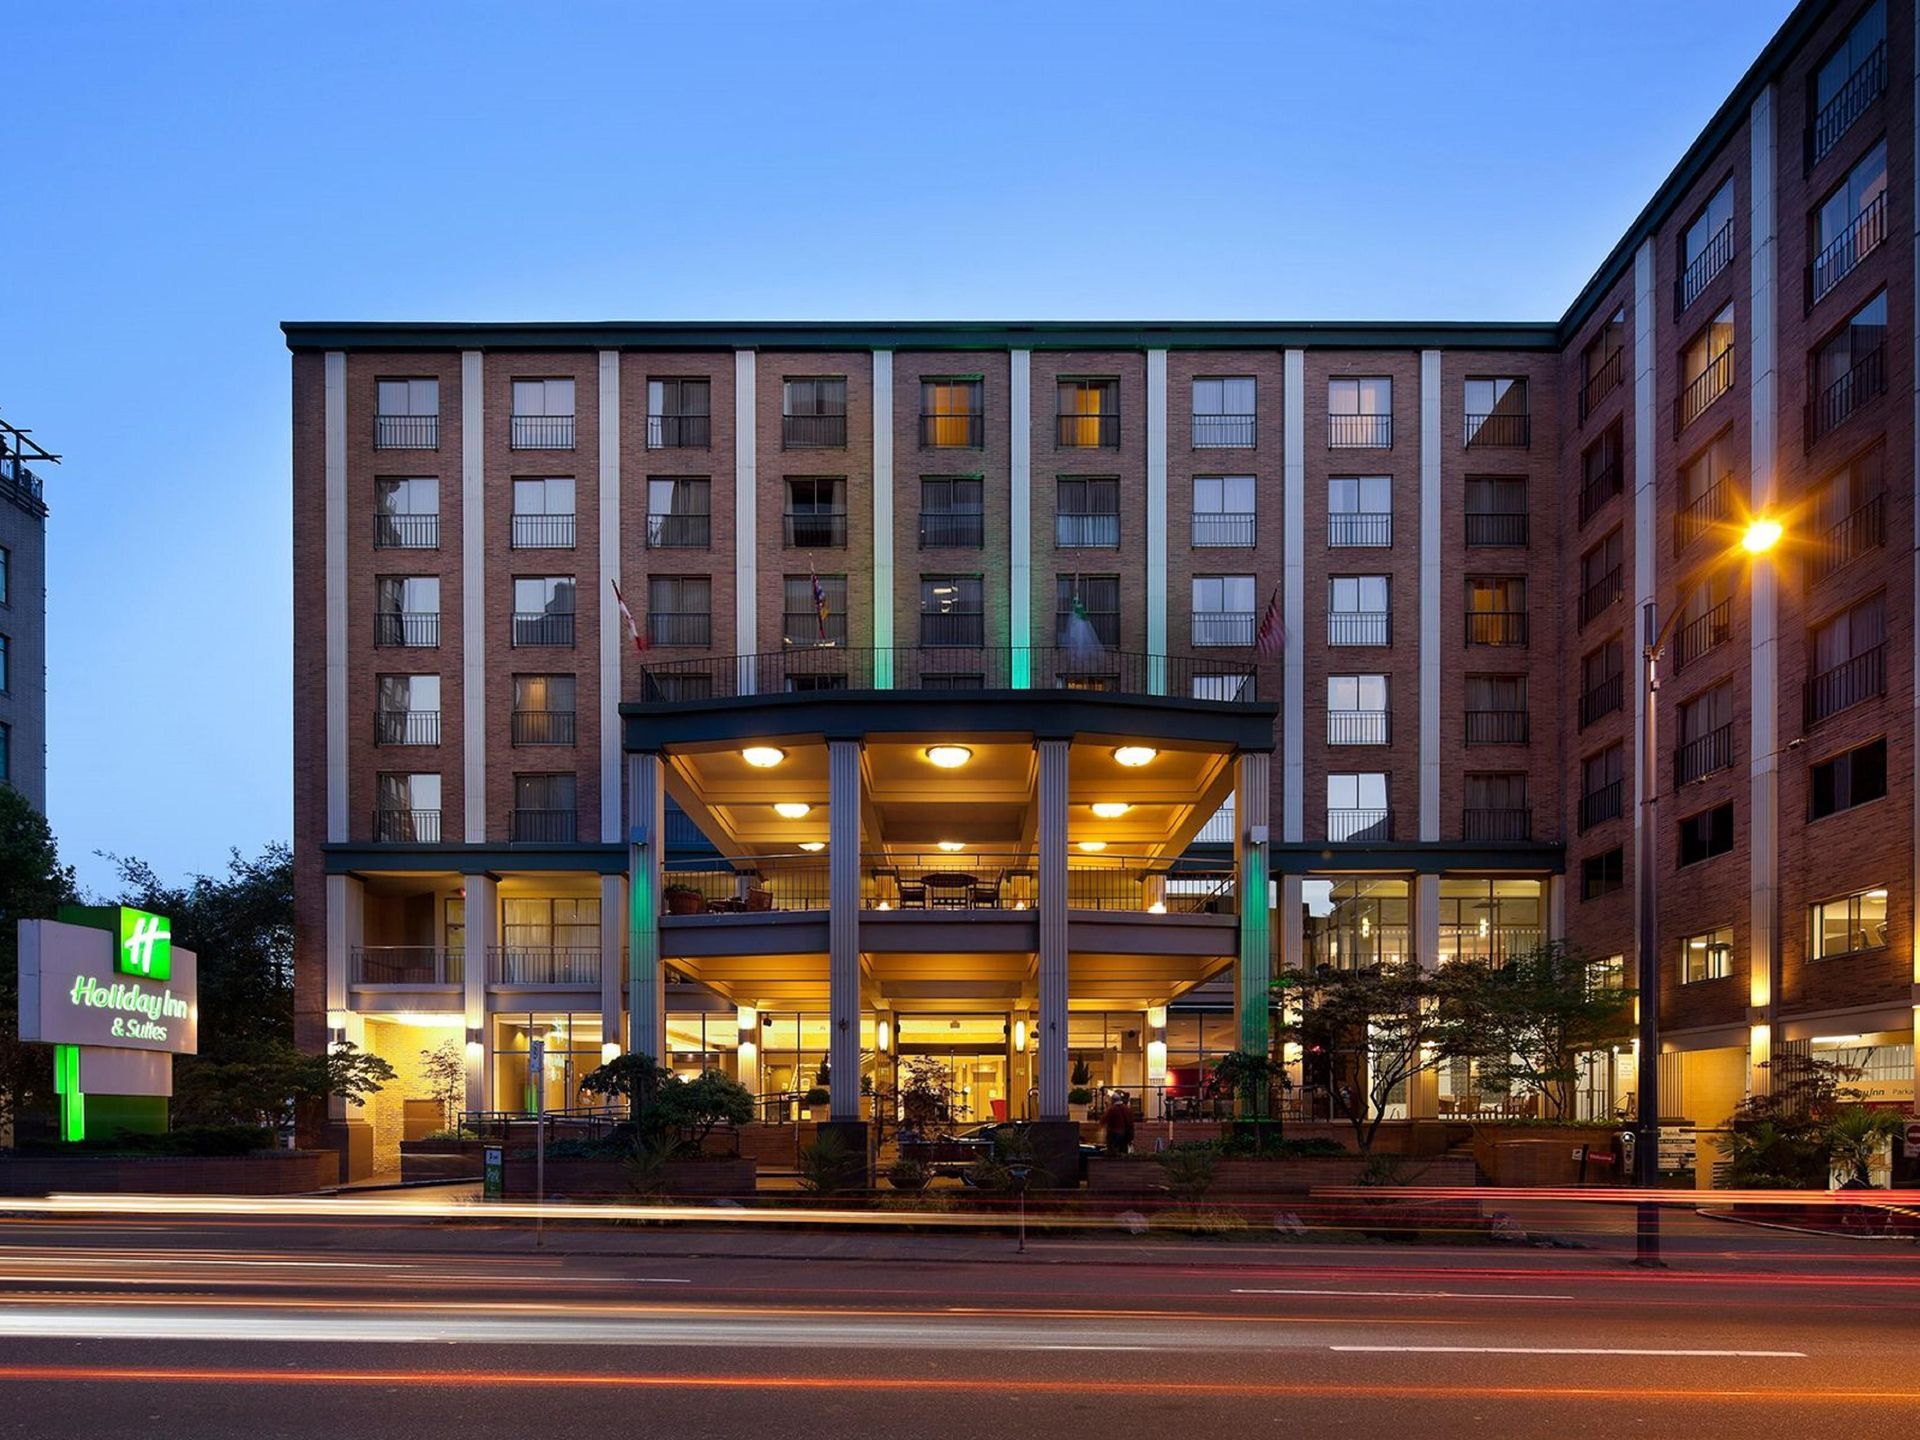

{"left": 1156, "top": 1143, "right": 1219, "bottom": 1205}
{"left": 61, "top": 1125, "right": 275, "bottom": 1157}
{"left": 887, "top": 1157, "right": 930, "bottom": 1192}
{"left": 1148, "top": 1208, "right": 1248, "bottom": 1237}
{"left": 797, "top": 1131, "right": 859, "bottom": 1195}
{"left": 1067, "top": 1087, "right": 1093, "bottom": 1106}
{"left": 803, "top": 1087, "right": 831, "bottom": 1106}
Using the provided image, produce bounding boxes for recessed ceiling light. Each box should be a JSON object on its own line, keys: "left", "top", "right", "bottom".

{"left": 774, "top": 802, "right": 812, "bottom": 819}
{"left": 1090, "top": 802, "right": 1132, "bottom": 820}
{"left": 1112, "top": 746, "right": 1158, "bottom": 768}
{"left": 741, "top": 746, "right": 786, "bottom": 768}
{"left": 798, "top": 841, "right": 825, "bottom": 853}
{"left": 1077, "top": 840, "right": 1108, "bottom": 853}
{"left": 937, "top": 840, "right": 966, "bottom": 852}
{"left": 925, "top": 744, "right": 973, "bottom": 769}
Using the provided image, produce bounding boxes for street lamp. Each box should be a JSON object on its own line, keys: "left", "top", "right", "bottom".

{"left": 1633, "top": 516, "right": 1782, "bottom": 1265}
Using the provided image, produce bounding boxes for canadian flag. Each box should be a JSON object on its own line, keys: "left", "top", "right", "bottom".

{"left": 610, "top": 579, "right": 649, "bottom": 653}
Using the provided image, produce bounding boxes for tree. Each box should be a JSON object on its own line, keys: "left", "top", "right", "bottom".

{"left": 0, "top": 787, "right": 79, "bottom": 1135}
{"left": 170, "top": 1040, "right": 393, "bottom": 1133}
{"left": 420, "top": 1041, "right": 466, "bottom": 1131}
{"left": 578, "top": 1051, "right": 667, "bottom": 1115}
{"left": 897, "top": 1055, "right": 955, "bottom": 1135}
{"left": 577, "top": 1052, "right": 752, "bottom": 1157}
{"left": 1204, "top": 1049, "right": 1284, "bottom": 1120}
{"left": 1725, "top": 1050, "right": 1894, "bottom": 1189}
{"left": 1451, "top": 942, "right": 1633, "bottom": 1121}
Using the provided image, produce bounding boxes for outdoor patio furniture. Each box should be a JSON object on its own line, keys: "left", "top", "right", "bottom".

{"left": 923, "top": 872, "right": 976, "bottom": 907}
{"left": 969, "top": 875, "right": 1001, "bottom": 907}
{"left": 893, "top": 870, "right": 927, "bottom": 908}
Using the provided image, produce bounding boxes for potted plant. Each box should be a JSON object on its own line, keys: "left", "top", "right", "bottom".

{"left": 1069, "top": 1059, "right": 1094, "bottom": 1122}
{"left": 663, "top": 883, "right": 704, "bottom": 916}
{"left": 805, "top": 1061, "right": 832, "bottom": 1122}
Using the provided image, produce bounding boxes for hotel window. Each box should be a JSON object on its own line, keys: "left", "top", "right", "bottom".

{"left": 1464, "top": 475, "right": 1528, "bottom": 547}
{"left": 1809, "top": 0, "right": 1887, "bottom": 163}
{"left": 1192, "top": 576, "right": 1256, "bottom": 647}
{"left": 646, "top": 477, "right": 711, "bottom": 549}
{"left": 920, "top": 476, "right": 984, "bottom": 549}
{"left": 1300, "top": 877, "right": 1412, "bottom": 970}
{"left": 1326, "top": 674, "right": 1388, "bottom": 745}
{"left": 1675, "top": 431, "right": 1738, "bottom": 552}
{"left": 1191, "top": 377, "right": 1256, "bottom": 448}
{"left": 1464, "top": 673, "right": 1528, "bottom": 745}
{"left": 374, "top": 772, "right": 441, "bottom": 842}
{"left": 512, "top": 674, "right": 577, "bottom": 746}
{"left": 373, "top": 477, "right": 439, "bottom": 549}
{"left": 0, "top": 723, "right": 7, "bottom": 783}
{"left": 1678, "top": 305, "right": 1735, "bottom": 429}
{"left": 373, "top": 674, "right": 440, "bottom": 746}
{"left": 1579, "top": 421, "right": 1623, "bottom": 524}
{"left": 1056, "top": 477, "right": 1119, "bottom": 548}
{"left": 1678, "top": 801, "right": 1734, "bottom": 867}
{"left": 1811, "top": 885, "right": 1890, "bottom": 959}
{"left": 1438, "top": 877, "right": 1543, "bottom": 963}
{"left": 782, "top": 377, "right": 848, "bottom": 449}
{"left": 1672, "top": 571, "right": 1734, "bottom": 670}
{"left": 511, "top": 477, "right": 576, "bottom": 549}
{"left": 512, "top": 774, "right": 577, "bottom": 842}
{"left": 1810, "top": 736, "right": 1887, "bottom": 819}
{"left": 1327, "top": 772, "right": 1390, "bottom": 842}
{"left": 0, "top": 545, "right": 8, "bottom": 604}
{"left": 375, "top": 378, "right": 439, "bottom": 449}
{"left": 919, "top": 575, "right": 984, "bottom": 648}
{"left": 1463, "top": 378, "right": 1529, "bottom": 448}
{"left": 510, "top": 379, "right": 576, "bottom": 450}
{"left": 0, "top": 633, "right": 8, "bottom": 693}
{"left": 1808, "top": 290, "right": 1888, "bottom": 443}
{"left": 1577, "top": 529, "right": 1623, "bottom": 628}
{"left": 1579, "top": 638, "right": 1623, "bottom": 727}
{"left": 501, "top": 895, "right": 601, "bottom": 957}
{"left": 647, "top": 378, "right": 711, "bottom": 449}
{"left": 1811, "top": 138, "right": 1888, "bottom": 304}
{"left": 1675, "top": 681, "right": 1735, "bottom": 785}
{"left": 1676, "top": 178, "right": 1735, "bottom": 313}
{"left": 783, "top": 573, "right": 848, "bottom": 647}
{"left": 1327, "top": 575, "right": 1389, "bottom": 646}
{"left": 1327, "top": 377, "right": 1391, "bottom": 448}
{"left": 1192, "top": 475, "right": 1256, "bottom": 547}
{"left": 1581, "top": 847, "right": 1625, "bottom": 901}
{"left": 1465, "top": 575, "right": 1528, "bottom": 646}
{"left": 1579, "top": 308, "right": 1626, "bottom": 420}
{"left": 1054, "top": 575, "right": 1120, "bottom": 649}
{"left": 1680, "top": 925, "right": 1734, "bottom": 983}
{"left": 1462, "top": 773, "right": 1530, "bottom": 841}
{"left": 1056, "top": 378, "right": 1119, "bottom": 448}
{"left": 1808, "top": 442, "right": 1886, "bottom": 582}
{"left": 511, "top": 577, "right": 576, "bottom": 647}
{"left": 374, "top": 575, "right": 440, "bottom": 648}
{"left": 1328, "top": 475, "right": 1392, "bottom": 546}
{"left": 1806, "top": 590, "right": 1887, "bottom": 724}
{"left": 1194, "top": 672, "right": 1253, "bottom": 702}
{"left": 647, "top": 576, "right": 710, "bottom": 648}
{"left": 784, "top": 477, "right": 848, "bottom": 548}
{"left": 920, "top": 378, "right": 984, "bottom": 449}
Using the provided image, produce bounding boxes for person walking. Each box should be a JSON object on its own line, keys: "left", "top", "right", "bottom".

{"left": 1101, "top": 1093, "right": 1135, "bottom": 1156}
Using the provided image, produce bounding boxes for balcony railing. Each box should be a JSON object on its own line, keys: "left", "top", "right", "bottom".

{"left": 1465, "top": 709, "right": 1529, "bottom": 745}
{"left": 636, "top": 647, "right": 1258, "bottom": 702}
{"left": 782, "top": 613, "right": 849, "bottom": 648}
{"left": 1675, "top": 721, "right": 1736, "bottom": 786}
{"left": 1327, "top": 808, "right": 1393, "bottom": 843}
{"left": 1579, "top": 672, "right": 1624, "bottom": 728}
{"left": 1328, "top": 413, "right": 1392, "bottom": 448}
{"left": 920, "top": 411, "right": 984, "bottom": 448}
{"left": 510, "top": 415, "right": 575, "bottom": 450}
{"left": 373, "top": 808, "right": 441, "bottom": 843}
{"left": 1806, "top": 493, "right": 1885, "bottom": 583}
{"left": 919, "top": 612, "right": 985, "bottom": 648}
{"left": 1463, "top": 807, "right": 1532, "bottom": 841}
{"left": 1672, "top": 598, "right": 1732, "bottom": 671}
{"left": 1328, "top": 611, "right": 1390, "bottom": 646}
{"left": 1193, "top": 612, "right": 1255, "bottom": 647}
{"left": 1579, "top": 349, "right": 1625, "bottom": 421}
{"left": 1578, "top": 780, "right": 1623, "bottom": 832}
{"left": 1577, "top": 565, "right": 1623, "bottom": 628}
{"left": 1328, "top": 512, "right": 1391, "bottom": 547}
{"left": 1056, "top": 513, "right": 1120, "bottom": 548}
{"left": 783, "top": 414, "right": 846, "bottom": 448}
{"left": 511, "top": 808, "right": 577, "bottom": 843}
{"left": 350, "top": 946, "right": 463, "bottom": 986}
{"left": 1327, "top": 710, "right": 1389, "bottom": 746}
{"left": 511, "top": 709, "right": 577, "bottom": 745}
{"left": 1808, "top": 39, "right": 1886, "bottom": 165}
{"left": 1809, "top": 191, "right": 1888, "bottom": 307}
{"left": 374, "top": 414, "right": 438, "bottom": 450}
{"left": 489, "top": 946, "right": 601, "bottom": 986}
{"left": 647, "top": 512, "right": 711, "bottom": 548}
{"left": 1806, "top": 343, "right": 1885, "bottom": 448}
{"left": 374, "top": 513, "right": 439, "bottom": 549}
{"left": 1465, "top": 512, "right": 1528, "bottom": 547}
{"left": 1804, "top": 643, "right": 1886, "bottom": 726}
{"left": 1465, "top": 413, "right": 1531, "bottom": 449}
{"left": 1192, "top": 414, "right": 1256, "bottom": 448}
{"left": 648, "top": 612, "right": 712, "bottom": 648}
{"left": 1579, "top": 457, "right": 1623, "bottom": 525}
{"left": 1465, "top": 610, "right": 1529, "bottom": 647}
{"left": 1676, "top": 347, "right": 1734, "bottom": 430}
{"left": 1443, "top": 923, "right": 1545, "bottom": 965}
{"left": 511, "top": 513, "right": 576, "bottom": 549}
{"left": 375, "top": 612, "right": 439, "bottom": 648}
{"left": 647, "top": 414, "right": 710, "bottom": 449}
{"left": 1675, "top": 475, "right": 1734, "bottom": 553}
{"left": 785, "top": 511, "right": 847, "bottom": 548}
{"left": 920, "top": 512, "right": 984, "bottom": 549}
{"left": 374, "top": 709, "right": 440, "bottom": 746}
{"left": 1675, "top": 219, "right": 1736, "bottom": 315}
{"left": 1056, "top": 413, "right": 1119, "bottom": 448}
{"left": 1192, "top": 512, "right": 1255, "bottom": 548}
{"left": 512, "top": 611, "right": 576, "bottom": 647}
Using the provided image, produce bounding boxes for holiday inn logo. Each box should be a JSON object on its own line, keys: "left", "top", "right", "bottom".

{"left": 118, "top": 909, "right": 172, "bottom": 981}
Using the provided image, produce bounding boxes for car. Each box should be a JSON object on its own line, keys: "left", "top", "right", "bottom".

{"left": 897, "top": 1121, "right": 1104, "bottom": 1182}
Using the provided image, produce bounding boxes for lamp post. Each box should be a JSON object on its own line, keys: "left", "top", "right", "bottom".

{"left": 1633, "top": 517, "right": 1782, "bottom": 1266}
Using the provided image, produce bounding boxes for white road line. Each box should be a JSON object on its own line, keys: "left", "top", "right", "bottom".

{"left": 1234, "top": 1288, "right": 1574, "bottom": 1301}
{"left": 1330, "top": 1346, "right": 1807, "bottom": 1358}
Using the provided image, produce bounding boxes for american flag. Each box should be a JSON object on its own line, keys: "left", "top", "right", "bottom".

{"left": 810, "top": 563, "right": 831, "bottom": 644}
{"left": 1254, "top": 583, "right": 1286, "bottom": 659}
{"left": 610, "top": 579, "right": 649, "bottom": 653}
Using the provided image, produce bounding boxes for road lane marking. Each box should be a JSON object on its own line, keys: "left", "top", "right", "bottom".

{"left": 1330, "top": 1346, "right": 1808, "bottom": 1357}
{"left": 1234, "top": 1288, "right": 1575, "bottom": 1301}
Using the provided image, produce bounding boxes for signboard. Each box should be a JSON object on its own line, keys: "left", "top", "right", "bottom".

{"left": 1657, "top": 1124, "right": 1697, "bottom": 1175}
{"left": 20, "top": 916, "right": 198, "bottom": 1054}
{"left": 483, "top": 1145, "right": 504, "bottom": 1201}
{"left": 1904, "top": 1119, "right": 1920, "bottom": 1151}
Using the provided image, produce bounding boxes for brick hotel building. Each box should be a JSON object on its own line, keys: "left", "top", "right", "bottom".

{"left": 290, "top": 0, "right": 1917, "bottom": 1180}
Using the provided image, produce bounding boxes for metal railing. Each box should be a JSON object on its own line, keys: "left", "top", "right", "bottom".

{"left": 1809, "top": 190, "right": 1888, "bottom": 307}
{"left": 1806, "top": 493, "right": 1885, "bottom": 583}
{"left": 647, "top": 612, "right": 712, "bottom": 648}
{"left": 511, "top": 808, "right": 576, "bottom": 842}
{"left": 351, "top": 946, "right": 462, "bottom": 986}
{"left": 1442, "top": 923, "right": 1545, "bottom": 964}
{"left": 1463, "top": 807, "right": 1532, "bottom": 841}
{"left": 1192, "top": 512, "right": 1255, "bottom": 547}
{"left": 1675, "top": 722, "right": 1735, "bottom": 786}
{"left": 1806, "top": 343, "right": 1885, "bottom": 448}
{"left": 374, "top": 513, "right": 439, "bottom": 549}
{"left": 918, "top": 612, "right": 984, "bottom": 648}
{"left": 511, "top": 513, "right": 576, "bottom": 549}
{"left": 1328, "top": 413, "right": 1391, "bottom": 448}
{"left": 1804, "top": 643, "right": 1885, "bottom": 726}
{"left": 1673, "top": 598, "right": 1732, "bottom": 670}
{"left": 512, "top": 611, "right": 576, "bottom": 647}
{"left": 783, "top": 413, "right": 847, "bottom": 448}
{"left": 784, "top": 511, "right": 847, "bottom": 548}
{"left": 1465, "top": 413, "right": 1530, "bottom": 448}
{"left": 1577, "top": 565, "right": 1623, "bottom": 627}
{"left": 1465, "top": 709, "right": 1529, "bottom": 745}
{"left": 781, "top": 613, "right": 849, "bottom": 647}
{"left": 1676, "top": 346, "right": 1734, "bottom": 430}
{"left": 920, "top": 512, "right": 984, "bottom": 548}
{"left": 375, "top": 612, "right": 439, "bottom": 648}
{"left": 1466, "top": 609, "right": 1529, "bottom": 646}
{"left": 1327, "top": 709, "right": 1389, "bottom": 745}
{"left": 647, "top": 413, "right": 710, "bottom": 448}
{"left": 374, "top": 414, "right": 438, "bottom": 450}
{"left": 647, "top": 512, "right": 711, "bottom": 548}
{"left": 1579, "top": 672, "right": 1624, "bottom": 729}
{"left": 373, "top": 808, "right": 441, "bottom": 843}
{"left": 1675, "top": 219, "right": 1736, "bottom": 315}
{"left": 488, "top": 946, "right": 601, "bottom": 986}
{"left": 1578, "top": 779, "right": 1623, "bottom": 832}
{"left": 510, "top": 414, "right": 575, "bottom": 450}
{"left": 1328, "top": 611, "right": 1389, "bottom": 646}
{"left": 1579, "top": 456, "right": 1622, "bottom": 524}
{"left": 374, "top": 709, "right": 440, "bottom": 746}
{"left": 1056, "top": 413, "right": 1119, "bottom": 448}
{"left": 1327, "top": 808, "right": 1393, "bottom": 843}
{"left": 1328, "top": 512, "right": 1391, "bottom": 547}
{"left": 511, "top": 709, "right": 576, "bottom": 745}
{"left": 1055, "top": 513, "right": 1119, "bottom": 548}
{"left": 1192, "top": 612, "right": 1255, "bottom": 647}
{"left": 920, "top": 411, "right": 983, "bottom": 448}
{"left": 1675, "top": 475, "right": 1734, "bottom": 553}
{"left": 1808, "top": 39, "right": 1886, "bottom": 165}
{"left": 1579, "top": 349, "right": 1625, "bottom": 421}
{"left": 1191, "top": 413, "right": 1255, "bottom": 448}
{"left": 1465, "top": 511, "right": 1528, "bottom": 547}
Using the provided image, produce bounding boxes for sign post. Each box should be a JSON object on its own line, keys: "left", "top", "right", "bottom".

{"left": 482, "top": 1145, "right": 504, "bottom": 1201}
{"left": 530, "top": 1039, "right": 546, "bottom": 1245}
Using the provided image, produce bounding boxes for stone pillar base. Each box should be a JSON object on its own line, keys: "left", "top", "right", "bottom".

{"left": 815, "top": 1120, "right": 871, "bottom": 1189}
{"left": 323, "top": 1118, "right": 375, "bottom": 1184}
{"left": 1026, "top": 1120, "right": 1086, "bottom": 1190}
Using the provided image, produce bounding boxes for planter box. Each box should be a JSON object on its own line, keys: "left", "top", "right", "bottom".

{"left": 399, "top": 1137, "right": 489, "bottom": 1184}
{"left": 0, "top": 1149, "right": 341, "bottom": 1196}
{"left": 500, "top": 1153, "right": 757, "bottom": 1199}
{"left": 1088, "top": 1152, "right": 1478, "bottom": 1199}
{"left": 1469, "top": 1125, "right": 1624, "bottom": 1187}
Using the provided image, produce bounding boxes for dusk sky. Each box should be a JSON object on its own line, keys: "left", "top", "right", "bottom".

{"left": 3, "top": 0, "right": 1792, "bottom": 893}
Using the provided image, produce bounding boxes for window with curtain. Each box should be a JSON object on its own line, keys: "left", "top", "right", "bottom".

{"left": 1056, "top": 477, "right": 1120, "bottom": 547}
{"left": 1054, "top": 575, "right": 1120, "bottom": 648}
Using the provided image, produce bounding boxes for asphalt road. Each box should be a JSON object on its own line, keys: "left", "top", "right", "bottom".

{"left": 0, "top": 1202, "right": 1915, "bottom": 1438}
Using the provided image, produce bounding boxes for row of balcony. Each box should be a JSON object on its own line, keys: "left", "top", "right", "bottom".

{"left": 636, "top": 647, "right": 1258, "bottom": 701}
{"left": 371, "top": 808, "right": 579, "bottom": 844}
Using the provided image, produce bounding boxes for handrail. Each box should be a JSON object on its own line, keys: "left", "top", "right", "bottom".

{"left": 636, "top": 648, "right": 1259, "bottom": 702}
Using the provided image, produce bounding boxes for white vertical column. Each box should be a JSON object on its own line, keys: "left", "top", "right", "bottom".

{"left": 1631, "top": 242, "right": 1658, "bottom": 947}
{"left": 627, "top": 753, "right": 665, "bottom": 1060}
{"left": 461, "top": 350, "right": 487, "bottom": 842}
{"left": 324, "top": 872, "right": 358, "bottom": 1013}
{"left": 828, "top": 740, "right": 863, "bottom": 1120}
{"left": 1145, "top": 348, "right": 1169, "bottom": 693}
{"left": 323, "top": 351, "right": 348, "bottom": 844}
{"left": 1748, "top": 84, "right": 1781, "bottom": 1096}
{"left": 871, "top": 350, "right": 895, "bottom": 686}
{"left": 734, "top": 350, "right": 759, "bottom": 692}
{"left": 1282, "top": 349, "right": 1306, "bottom": 843}
{"left": 1036, "top": 737, "right": 1070, "bottom": 1117}
{"left": 599, "top": 873, "right": 624, "bottom": 1053}
{"left": 1010, "top": 349, "right": 1033, "bottom": 681}
{"left": 1414, "top": 872, "right": 1441, "bottom": 972}
{"left": 462, "top": 873, "right": 494, "bottom": 1112}
{"left": 1418, "top": 349, "right": 1442, "bottom": 843}
{"left": 598, "top": 350, "right": 623, "bottom": 843}
{"left": 1911, "top": 2, "right": 1920, "bottom": 1106}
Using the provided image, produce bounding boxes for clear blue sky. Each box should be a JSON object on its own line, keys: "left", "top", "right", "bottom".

{"left": 3, "top": 0, "right": 1793, "bottom": 894}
